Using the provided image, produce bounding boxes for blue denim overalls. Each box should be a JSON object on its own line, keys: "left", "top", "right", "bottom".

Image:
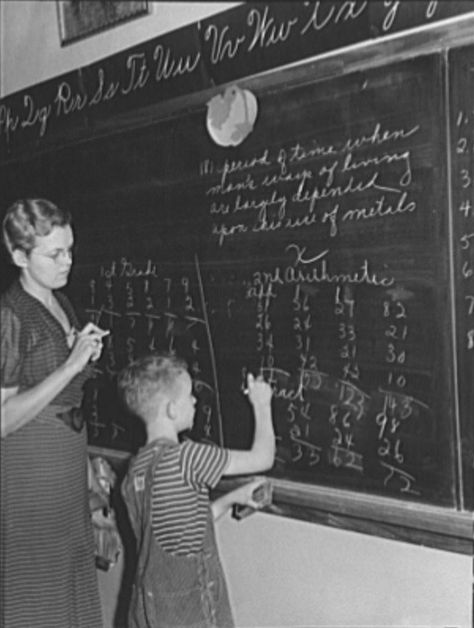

{"left": 121, "top": 441, "right": 235, "bottom": 628}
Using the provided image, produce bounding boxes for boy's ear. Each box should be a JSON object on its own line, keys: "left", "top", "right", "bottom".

{"left": 166, "top": 399, "right": 177, "bottom": 422}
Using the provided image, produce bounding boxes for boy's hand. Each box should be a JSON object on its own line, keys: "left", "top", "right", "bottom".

{"left": 231, "top": 477, "right": 270, "bottom": 509}
{"left": 245, "top": 373, "right": 272, "bottom": 406}
{"left": 211, "top": 477, "right": 271, "bottom": 521}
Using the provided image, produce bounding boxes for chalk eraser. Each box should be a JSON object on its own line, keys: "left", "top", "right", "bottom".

{"left": 232, "top": 480, "right": 273, "bottom": 520}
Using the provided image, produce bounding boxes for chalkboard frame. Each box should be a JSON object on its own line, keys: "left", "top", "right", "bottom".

{"left": 87, "top": 22, "right": 473, "bottom": 553}
{"left": 89, "top": 444, "right": 472, "bottom": 554}
{"left": 4, "top": 15, "right": 474, "bottom": 554}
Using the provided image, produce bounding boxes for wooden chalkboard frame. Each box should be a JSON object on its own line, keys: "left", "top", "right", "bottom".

{"left": 90, "top": 445, "right": 472, "bottom": 554}
{"left": 88, "top": 20, "right": 473, "bottom": 553}
{"left": 4, "top": 15, "right": 474, "bottom": 554}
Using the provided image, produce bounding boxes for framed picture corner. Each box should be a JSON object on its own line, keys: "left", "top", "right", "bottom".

{"left": 56, "top": 1, "right": 150, "bottom": 46}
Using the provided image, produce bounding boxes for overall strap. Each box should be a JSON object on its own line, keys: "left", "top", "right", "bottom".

{"left": 133, "top": 442, "right": 173, "bottom": 540}
{"left": 142, "top": 445, "right": 164, "bottom": 524}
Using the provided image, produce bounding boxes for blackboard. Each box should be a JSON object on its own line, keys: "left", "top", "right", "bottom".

{"left": 1, "top": 44, "right": 473, "bottom": 530}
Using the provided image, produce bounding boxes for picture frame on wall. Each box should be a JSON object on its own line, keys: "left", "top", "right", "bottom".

{"left": 56, "top": 1, "right": 149, "bottom": 46}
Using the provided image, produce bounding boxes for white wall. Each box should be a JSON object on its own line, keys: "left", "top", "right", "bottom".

{"left": 2, "top": 3, "right": 472, "bottom": 627}
{"left": 98, "top": 511, "right": 472, "bottom": 628}
{"left": 217, "top": 513, "right": 472, "bottom": 628}
{"left": 0, "top": 1, "right": 239, "bottom": 96}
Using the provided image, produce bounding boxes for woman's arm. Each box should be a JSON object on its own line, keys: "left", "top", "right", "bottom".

{"left": 1, "top": 322, "right": 107, "bottom": 438}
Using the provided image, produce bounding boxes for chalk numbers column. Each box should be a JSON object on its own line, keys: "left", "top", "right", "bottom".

{"left": 377, "top": 297, "right": 419, "bottom": 494}
{"left": 328, "top": 286, "right": 364, "bottom": 472}
{"left": 289, "top": 284, "right": 321, "bottom": 466}
{"left": 454, "top": 106, "right": 474, "bottom": 354}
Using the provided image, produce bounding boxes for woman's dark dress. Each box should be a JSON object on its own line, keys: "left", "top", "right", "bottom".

{"left": 0, "top": 281, "right": 103, "bottom": 628}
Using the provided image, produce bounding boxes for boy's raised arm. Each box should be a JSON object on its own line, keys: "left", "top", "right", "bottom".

{"left": 224, "top": 374, "right": 275, "bottom": 476}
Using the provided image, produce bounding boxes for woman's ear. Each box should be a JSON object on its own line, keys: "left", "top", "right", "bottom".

{"left": 11, "top": 249, "right": 28, "bottom": 269}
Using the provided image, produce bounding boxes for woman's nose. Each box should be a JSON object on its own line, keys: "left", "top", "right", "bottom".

{"left": 60, "top": 249, "right": 73, "bottom": 264}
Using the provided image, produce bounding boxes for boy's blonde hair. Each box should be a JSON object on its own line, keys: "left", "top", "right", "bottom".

{"left": 118, "top": 352, "right": 188, "bottom": 420}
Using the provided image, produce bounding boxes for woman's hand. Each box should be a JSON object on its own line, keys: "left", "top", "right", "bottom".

{"left": 66, "top": 322, "right": 109, "bottom": 374}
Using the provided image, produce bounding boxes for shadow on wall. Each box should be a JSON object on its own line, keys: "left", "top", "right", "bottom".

{"left": 112, "top": 480, "right": 136, "bottom": 628}
{"left": 96, "top": 460, "right": 136, "bottom": 628}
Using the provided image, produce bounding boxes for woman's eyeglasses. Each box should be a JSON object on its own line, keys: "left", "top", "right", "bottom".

{"left": 31, "top": 246, "right": 75, "bottom": 263}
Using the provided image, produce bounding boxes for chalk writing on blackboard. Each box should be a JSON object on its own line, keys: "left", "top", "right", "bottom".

{"left": 75, "top": 55, "right": 452, "bottom": 506}
{"left": 83, "top": 256, "right": 225, "bottom": 448}
{"left": 1, "top": 2, "right": 473, "bottom": 150}
{"left": 203, "top": 121, "right": 419, "bottom": 248}
{"left": 453, "top": 107, "right": 474, "bottom": 351}
{"left": 2, "top": 43, "right": 467, "bottom": 510}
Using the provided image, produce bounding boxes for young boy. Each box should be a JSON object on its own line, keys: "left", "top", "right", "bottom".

{"left": 118, "top": 352, "right": 275, "bottom": 628}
